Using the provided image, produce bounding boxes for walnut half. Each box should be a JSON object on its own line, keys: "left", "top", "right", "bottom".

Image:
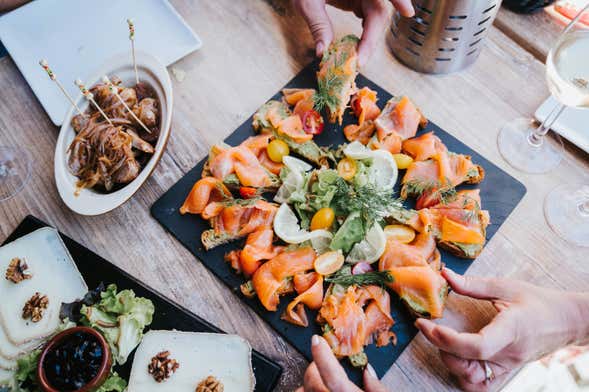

{"left": 6, "top": 258, "right": 32, "bottom": 283}
{"left": 22, "top": 292, "right": 48, "bottom": 322}
{"left": 196, "top": 376, "right": 224, "bottom": 392}
{"left": 148, "top": 351, "right": 180, "bottom": 382}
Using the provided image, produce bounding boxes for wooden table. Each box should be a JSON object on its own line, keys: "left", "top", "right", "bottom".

{"left": 1, "top": 1, "right": 588, "bottom": 390}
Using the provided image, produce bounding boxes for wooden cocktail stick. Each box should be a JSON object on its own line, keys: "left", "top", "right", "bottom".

{"left": 102, "top": 75, "right": 151, "bottom": 134}
{"left": 127, "top": 18, "right": 139, "bottom": 85}
{"left": 39, "top": 59, "right": 85, "bottom": 117}
{"left": 74, "top": 79, "right": 113, "bottom": 126}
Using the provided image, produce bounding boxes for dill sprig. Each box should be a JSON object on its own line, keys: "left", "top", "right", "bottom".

{"left": 326, "top": 270, "right": 394, "bottom": 287}
{"left": 403, "top": 178, "right": 458, "bottom": 205}
{"left": 331, "top": 178, "right": 403, "bottom": 225}
{"left": 314, "top": 47, "right": 350, "bottom": 113}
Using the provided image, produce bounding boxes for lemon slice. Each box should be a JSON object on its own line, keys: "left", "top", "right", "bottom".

{"left": 274, "top": 203, "right": 333, "bottom": 247}
{"left": 343, "top": 141, "right": 372, "bottom": 160}
{"left": 343, "top": 142, "right": 398, "bottom": 190}
{"left": 314, "top": 250, "right": 345, "bottom": 275}
{"left": 346, "top": 223, "right": 386, "bottom": 264}
{"left": 369, "top": 150, "right": 398, "bottom": 190}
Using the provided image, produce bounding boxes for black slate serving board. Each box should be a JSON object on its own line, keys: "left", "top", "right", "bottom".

{"left": 2, "top": 216, "right": 282, "bottom": 392}
{"left": 151, "top": 62, "right": 527, "bottom": 385}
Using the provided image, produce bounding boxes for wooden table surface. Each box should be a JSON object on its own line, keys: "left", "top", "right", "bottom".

{"left": 1, "top": 1, "right": 588, "bottom": 390}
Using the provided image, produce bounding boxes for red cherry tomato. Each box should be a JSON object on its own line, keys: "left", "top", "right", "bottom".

{"left": 352, "top": 262, "right": 374, "bottom": 275}
{"left": 301, "top": 110, "right": 325, "bottom": 135}
{"left": 239, "top": 187, "right": 257, "bottom": 199}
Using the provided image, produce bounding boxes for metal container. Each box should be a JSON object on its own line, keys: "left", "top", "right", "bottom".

{"left": 389, "top": 0, "right": 503, "bottom": 74}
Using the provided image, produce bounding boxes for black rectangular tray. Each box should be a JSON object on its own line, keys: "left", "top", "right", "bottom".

{"left": 3, "top": 216, "right": 282, "bottom": 392}
{"left": 151, "top": 62, "right": 526, "bottom": 385}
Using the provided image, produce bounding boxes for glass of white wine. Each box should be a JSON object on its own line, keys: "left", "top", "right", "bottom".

{"left": 0, "top": 146, "right": 32, "bottom": 202}
{"left": 498, "top": 3, "right": 589, "bottom": 174}
{"left": 499, "top": 4, "right": 589, "bottom": 247}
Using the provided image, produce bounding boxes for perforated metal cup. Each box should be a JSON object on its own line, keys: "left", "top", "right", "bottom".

{"left": 389, "top": 0, "right": 502, "bottom": 74}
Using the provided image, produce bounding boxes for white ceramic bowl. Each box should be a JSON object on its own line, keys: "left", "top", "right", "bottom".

{"left": 54, "top": 51, "right": 173, "bottom": 215}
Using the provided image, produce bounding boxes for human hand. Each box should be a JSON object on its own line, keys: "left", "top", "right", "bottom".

{"left": 415, "top": 268, "right": 589, "bottom": 391}
{"left": 293, "top": 0, "right": 414, "bottom": 66}
{"left": 296, "top": 335, "right": 387, "bottom": 392}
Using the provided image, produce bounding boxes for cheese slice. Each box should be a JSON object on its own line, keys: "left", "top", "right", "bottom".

{"left": 128, "top": 331, "right": 255, "bottom": 392}
{"left": 0, "top": 228, "right": 87, "bottom": 344}
{"left": 0, "top": 317, "right": 43, "bottom": 360}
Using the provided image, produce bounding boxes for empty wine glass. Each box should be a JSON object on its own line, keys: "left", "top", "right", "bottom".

{"left": 497, "top": 4, "right": 589, "bottom": 174}
{"left": 0, "top": 146, "right": 32, "bottom": 202}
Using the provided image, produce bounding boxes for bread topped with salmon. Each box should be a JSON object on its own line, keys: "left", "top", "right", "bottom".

{"left": 315, "top": 35, "right": 360, "bottom": 125}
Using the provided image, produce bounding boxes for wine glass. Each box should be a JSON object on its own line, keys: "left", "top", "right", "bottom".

{"left": 497, "top": 4, "right": 589, "bottom": 174}
{"left": 0, "top": 146, "right": 32, "bottom": 202}
{"left": 499, "top": 4, "right": 589, "bottom": 247}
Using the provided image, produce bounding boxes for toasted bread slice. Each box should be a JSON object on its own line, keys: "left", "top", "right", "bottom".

{"left": 316, "top": 35, "right": 360, "bottom": 124}
{"left": 201, "top": 230, "right": 242, "bottom": 251}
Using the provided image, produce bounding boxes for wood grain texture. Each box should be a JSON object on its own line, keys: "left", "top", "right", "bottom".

{"left": 0, "top": 1, "right": 588, "bottom": 390}
{"left": 494, "top": 7, "right": 562, "bottom": 61}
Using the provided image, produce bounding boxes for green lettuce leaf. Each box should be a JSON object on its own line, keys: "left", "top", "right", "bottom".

{"left": 80, "top": 284, "right": 154, "bottom": 365}
{"left": 96, "top": 372, "right": 127, "bottom": 392}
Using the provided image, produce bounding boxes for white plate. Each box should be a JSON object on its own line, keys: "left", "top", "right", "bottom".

{"left": 54, "top": 51, "right": 173, "bottom": 216}
{"left": 0, "top": 0, "right": 201, "bottom": 125}
{"left": 535, "top": 95, "right": 589, "bottom": 154}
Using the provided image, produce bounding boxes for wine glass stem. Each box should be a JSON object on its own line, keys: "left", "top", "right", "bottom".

{"left": 528, "top": 103, "right": 565, "bottom": 147}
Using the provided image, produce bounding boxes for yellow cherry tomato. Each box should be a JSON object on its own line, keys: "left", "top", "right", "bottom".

{"left": 314, "top": 250, "right": 345, "bottom": 276}
{"left": 384, "top": 224, "right": 416, "bottom": 243}
{"left": 267, "top": 139, "right": 290, "bottom": 163}
{"left": 337, "top": 157, "right": 357, "bottom": 181}
{"left": 310, "top": 207, "right": 335, "bottom": 231}
{"left": 393, "top": 153, "right": 414, "bottom": 170}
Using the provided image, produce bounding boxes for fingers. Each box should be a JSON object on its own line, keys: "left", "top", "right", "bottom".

{"left": 357, "top": 1, "right": 389, "bottom": 67}
{"left": 303, "top": 362, "right": 330, "bottom": 392}
{"left": 363, "top": 364, "right": 388, "bottom": 392}
{"left": 293, "top": 0, "right": 334, "bottom": 57}
{"left": 440, "top": 351, "right": 506, "bottom": 385}
{"left": 389, "top": 0, "right": 415, "bottom": 17}
{"left": 311, "top": 335, "right": 360, "bottom": 391}
{"left": 457, "top": 369, "right": 512, "bottom": 392}
{"left": 415, "top": 319, "right": 495, "bottom": 359}
{"left": 443, "top": 268, "right": 517, "bottom": 301}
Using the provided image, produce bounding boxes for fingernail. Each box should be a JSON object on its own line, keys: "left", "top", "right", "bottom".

{"left": 311, "top": 335, "right": 320, "bottom": 346}
{"left": 316, "top": 42, "right": 325, "bottom": 56}
{"left": 366, "top": 363, "right": 378, "bottom": 378}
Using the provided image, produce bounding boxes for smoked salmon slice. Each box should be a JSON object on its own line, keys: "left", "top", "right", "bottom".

{"left": 374, "top": 96, "right": 426, "bottom": 143}
{"left": 252, "top": 100, "right": 333, "bottom": 166}
{"left": 282, "top": 272, "right": 324, "bottom": 327}
{"left": 208, "top": 145, "right": 275, "bottom": 188}
{"left": 180, "top": 177, "right": 230, "bottom": 215}
{"left": 416, "top": 188, "right": 481, "bottom": 210}
{"left": 418, "top": 207, "right": 490, "bottom": 259}
{"left": 251, "top": 247, "right": 316, "bottom": 311}
{"left": 402, "top": 132, "right": 447, "bottom": 162}
{"left": 379, "top": 231, "right": 441, "bottom": 272}
{"left": 225, "top": 228, "right": 284, "bottom": 277}
{"left": 202, "top": 199, "right": 278, "bottom": 250}
{"left": 282, "top": 88, "right": 316, "bottom": 118}
{"left": 343, "top": 121, "right": 376, "bottom": 145}
{"left": 318, "top": 285, "right": 395, "bottom": 362}
{"left": 350, "top": 87, "right": 381, "bottom": 126}
{"left": 401, "top": 152, "right": 484, "bottom": 199}
{"left": 387, "top": 266, "right": 448, "bottom": 319}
